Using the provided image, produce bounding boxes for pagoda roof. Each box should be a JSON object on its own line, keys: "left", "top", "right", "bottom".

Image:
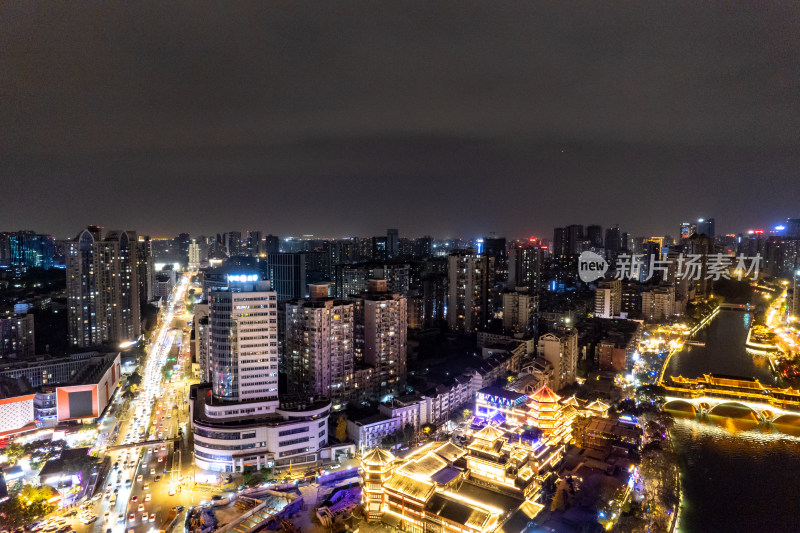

{"left": 473, "top": 424, "right": 505, "bottom": 442}
{"left": 530, "top": 385, "right": 561, "bottom": 404}
{"left": 362, "top": 447, "right": 395, "bottom": 466}
{"left": 561, "top": 395, "right": 582, "bottom": 407}
{"left": 586, "top": 399, "right": 610, "bottom": 412}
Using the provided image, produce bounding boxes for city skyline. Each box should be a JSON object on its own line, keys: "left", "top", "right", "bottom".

{"left": 3, "top": 3, "right": 799, "bottom": 237}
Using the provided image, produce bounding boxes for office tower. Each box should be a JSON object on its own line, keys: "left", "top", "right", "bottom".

{"left": 353, "top": 280, "right": 407, "bottom": 400}
{"left": 4, "top": 231, "right": 55, "bottom": 273}
{"left": 225, "top": 231, "right": 243, "bottom": 256}
{"left": 372, "top": 236, "right": 388, "bottom": 262}
{"left": 447, "top": 249, "right": 492, "bottom": 333}
{"left": 502, "top": 288, "right": 537, "bottom": 337}
{"left": 264, "top": 234, "right": 281, "bottom": 255}
{"left": 553, "top": 227, "right": 567, "bottom": 256}
{"left": 265, "top": 252, "right": 308, "bottom": 301}
{"left": 413, "top": 236, "right": 433, "bottom": 259}
{"left": 67, "top": 227, "right": 140, "bottom": 347}
{"left": 594, "top": 280, "right": 622, "bottom": 318}
{"left": 0, "top": 313, "right": 35, "bottom": 360}
{"left": 285, "top": 284, "right": 353, "bottom": 408}
{"left": 785, "top": 218, "right": 800, "bottom": 239}
{"left": 566, "top": 225, "right": 584, "bottom": 255}
{"left": 0, "top": 232, "right": 9, "bottom": 267}
{"left": 136, "top": 235, "right": 154, "bottom": 303}
{"left": 176, "top": 232, "right": 191, "bottom": 263}
{"left": 680, "top": 222, "right": 696, "bottom": 240}
{"left": 695, "top": 218, "right": 715, "bottom": 239}
{"left": 537, "top": 327, "right": 578, "bottom": 391}
{"left": 246, "top": 230, "right": 262, "bottom": 257}
{"left": 193, "top": 270, "right": 330, "bottom": 474}
{"left": 792, "top": 273, "right": 800, "bottom": 320}
{"left": 586, "top": 225, "right": 603, "bottom": 249}
{"left": 387, "top": 229, "right": 399, "bottom": 259}
{"left": 605, "top": 226, "right": 622, "bottom": 257}
{"left": 508, "top": 242, "right": 544, "bottom": 293}
{"left": 209, "top": 275, "right": 278, "bottom": 402}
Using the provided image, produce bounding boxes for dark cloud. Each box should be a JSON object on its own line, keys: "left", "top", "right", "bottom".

{"left": 2, "top": 2, "right": 799, "bottom": 238}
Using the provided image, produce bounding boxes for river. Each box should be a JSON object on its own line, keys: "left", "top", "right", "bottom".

{"left": 663, "top": 310, "right": 800, "bottom": 532}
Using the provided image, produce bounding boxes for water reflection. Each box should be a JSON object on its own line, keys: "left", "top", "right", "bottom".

{"left": 665, "top": 311, "right": 800, "bottom": 531}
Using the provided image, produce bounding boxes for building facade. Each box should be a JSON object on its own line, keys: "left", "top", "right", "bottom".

{"left": 353, "top": 280, "right": 408, "bottom": 400}
{"left": 285, "top": 287, "right": 354, "bottom": 409}
{"left": 67, "top": 227, "right": 141, "bottom": 347}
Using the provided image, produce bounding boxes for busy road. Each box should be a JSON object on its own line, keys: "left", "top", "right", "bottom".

{"left": 78, "top": 274, "right": 192, "bottom": 533}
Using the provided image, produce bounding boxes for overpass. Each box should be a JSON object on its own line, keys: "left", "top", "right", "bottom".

{"left": 718, "top": 303, "right": 756, "bottom": 311}
{"left": 662, "top": 373, "right": 800, "bottom": 422}
{"left": 105, "top": 436, "right": 181, "bottom": 452}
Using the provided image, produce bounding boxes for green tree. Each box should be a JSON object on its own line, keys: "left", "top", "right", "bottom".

{"left": 335, "top": 415, "right": 348, "bottom": 443}
{"left": 462, "top": 409, "right": 472, "bottom": 422}
{"left": 5, "top": 442, "right": 24, "bottom": 460}
{"left": 260, "top": 466, "right": 271, "bottom": 480}
{"left": 550, "top": 488, "right": 566, "bottom": 511}
{"left": 127, "top": 371, "right": 143, "bottom": 389}
{"left": 0, "top": 495, "right": 27, "bottom": 528}
{"left": 242, "top": 469, "right": 254, "bottom": 485}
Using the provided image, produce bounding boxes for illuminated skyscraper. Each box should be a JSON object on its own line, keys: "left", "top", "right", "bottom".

{"left": 209, "top": 274, "right": 279, "bottom": 403}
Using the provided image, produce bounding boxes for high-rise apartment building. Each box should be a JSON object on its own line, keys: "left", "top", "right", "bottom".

{"left": 188, "top": 241, "right": 201, "bottom": 269}
{"left": 605, "top": 225, "right": 623, "bottom": 258}
{"left": 502, "top": 288, "right": 537, "bottom": 337}
{"left": 136, "top": 235, "right": 154, "bottom": 303}
{"left": 67, "top": 227, "right": 141, "bottom": 347}
{"left": 209, "top": 276, "right": 279, "bottom": 403}
{"left": 285, "top": 284, "right": 354, "bottom": 409}
{"left": 553, "top": 225, "right": 584, "bottom": 256}
{"left": 225, "top": 231, "right": 243, "bottom": 256}
{"left": 372, "top": 237, "right": 388, "bottom": 262}
{"left": 447, "top": 250, "right": 491, "bottom": 333}
{"left": 642, "top": 285, "right": 675, "bottom": 322}
{"left": 246, "top": 230, "right": 262, "bottom": 257}
{"left": 353, "top": 280, "right": 407, "bottom": 400}
{"left": 537, "top": 327, "right": 578, "bottom": 391}
{"left": 594, "top": 280, "right": 622, "bottom": 318}
{"left": 508, "top": 242, "right": 544, "bottom": 293}
{"left": 0, "top": 313, "right": 35, "bottom": 361}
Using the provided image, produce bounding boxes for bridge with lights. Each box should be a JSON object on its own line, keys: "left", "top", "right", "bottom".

{"left": 662, "top": 373, "right": 800, "bottom": 422}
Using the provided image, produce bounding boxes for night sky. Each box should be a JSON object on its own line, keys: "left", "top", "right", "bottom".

{"left": 2, "top": 2, "right": 799, "bottom": 239}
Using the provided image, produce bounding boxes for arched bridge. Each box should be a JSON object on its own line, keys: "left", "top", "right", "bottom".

{"left": 661, "top": 373, "right": 800, "bottom": 422}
